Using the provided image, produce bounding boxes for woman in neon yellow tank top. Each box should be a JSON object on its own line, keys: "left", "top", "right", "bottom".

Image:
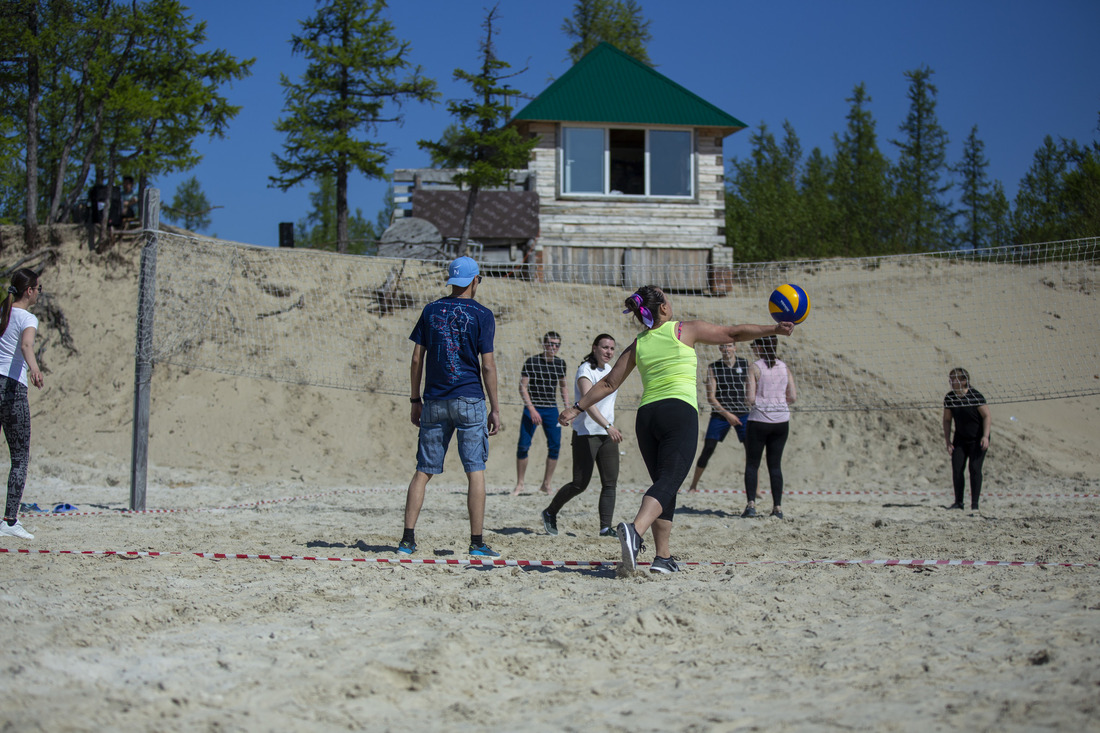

{"left": 560, "top": 285, "right": 794, "bottom": 574}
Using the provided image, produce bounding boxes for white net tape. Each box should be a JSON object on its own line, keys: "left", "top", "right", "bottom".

{"left": 147, "top": 233, "right": 1100, "bottom": 412}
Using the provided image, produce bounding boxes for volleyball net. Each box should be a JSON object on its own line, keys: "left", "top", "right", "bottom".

{"left": 145, "top": 233, "right": 1100, "bottom": 412}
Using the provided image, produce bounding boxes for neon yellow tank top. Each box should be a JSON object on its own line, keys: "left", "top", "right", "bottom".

{"left": 636, "top": 321, "right": 698, "bottom": 409}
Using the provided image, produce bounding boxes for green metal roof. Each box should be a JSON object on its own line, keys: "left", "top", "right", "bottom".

{"left": 512, "top": 42, "right": 746, "bottom": 131}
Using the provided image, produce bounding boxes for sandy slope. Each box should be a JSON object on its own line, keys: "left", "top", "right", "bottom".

{"left": 1, "top": 225, "right": 1097, "bottom": 732}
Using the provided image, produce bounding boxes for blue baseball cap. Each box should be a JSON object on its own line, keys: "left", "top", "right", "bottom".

{"left": 446, "top": 256, "right": 480, "bottom": 286}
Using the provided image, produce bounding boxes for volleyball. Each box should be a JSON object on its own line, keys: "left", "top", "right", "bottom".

{"left": 769, "top": 284, "right": 810, "bottom": 324}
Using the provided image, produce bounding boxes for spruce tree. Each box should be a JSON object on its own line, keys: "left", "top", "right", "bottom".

{"left": 891, "top": 66, "right": 952, "bottom": 250}
{"left": 831, "top": 83, "right": 894, "bottom": 255}
{"left": 954, "top": 125, "right": 993, "bottom": 250}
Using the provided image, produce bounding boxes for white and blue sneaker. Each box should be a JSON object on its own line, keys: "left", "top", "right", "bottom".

{"left": 469, "top": 543, "right": 500, "bottom": 558}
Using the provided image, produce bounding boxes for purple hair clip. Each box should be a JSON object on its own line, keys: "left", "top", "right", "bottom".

{"left": 623, "top": 294, "right": 655, "bottom": 329}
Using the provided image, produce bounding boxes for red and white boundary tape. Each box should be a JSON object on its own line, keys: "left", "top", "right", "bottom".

{"left": 19, "top": 485, "right": 1100, "bottom": 519}
{"left": 0, "top": 548, "right": 1094, "bottom": 568}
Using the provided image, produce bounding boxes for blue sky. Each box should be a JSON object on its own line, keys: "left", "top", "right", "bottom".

{"left": 156, "top": 0, "right": 1100, "bottom": 246}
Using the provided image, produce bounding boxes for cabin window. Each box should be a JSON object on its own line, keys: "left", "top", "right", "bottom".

{"left": 562, "top": 126, "right": 694, "bottom": 198}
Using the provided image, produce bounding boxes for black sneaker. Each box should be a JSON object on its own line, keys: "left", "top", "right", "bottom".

{"left": 770, "top": 510, "right": 784, "bottom": 520}
{"left": 650, "top": 555, "right": 680, "bottom": 574}
{"left": 541, "top": 509, "right": 558, "bottom": 535}
{"left": 970, "top": 504, "right": 980, "bottom": 511}
{"left": 599, "top": 525, "right": 618, "bottom": 538}
{"left": 617, "top": 522, "right": 642, "bottom": 572}
{"left": 948, "top": 503, "right": 964, "bottom": 510}
{"left": 741, "top": 506, "right": 757, "bottom": 518}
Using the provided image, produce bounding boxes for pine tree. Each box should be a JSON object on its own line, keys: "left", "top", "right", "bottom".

{"left": 725, "top": 122, "right": 803, "bottom": 261}
{"left": 1013, "top": 135, "right": 1069, "bottom": 243}
{"left": 954, "top": 125, "right": 992, "bottom": 250}
{"left": 417, "top": 5, "right": 537, "bottom": 256}
{"left": 563, "top": 0, "right": 652, "bottom": 64}
{"left": 799, "top": 147, "right": 836, "bottom": 258}
{"left": 296, "top": 174, "right": 391, "bottom": 255}
{"left": 891, "top": 66, "right": 952, "bottom": 250}
{"left": 831, "top": 83, "right": 894, "bottom": 255}
{"left": 164, "top": 175, "right": 213, "bottom": 232}
{"left": 270, "top": 0, "right": 437, "bottom": 254}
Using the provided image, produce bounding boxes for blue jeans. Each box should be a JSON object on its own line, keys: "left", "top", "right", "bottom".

{"left": 516, "top": 405, "right": 561, "bottom": 460}
{"left": 416, "top": 397, "right": 488, "bottom": 474}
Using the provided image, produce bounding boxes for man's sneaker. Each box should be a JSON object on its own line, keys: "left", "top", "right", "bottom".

{"left": 0, "top": 520, "right": 33, "bottom": 539}
{"left": 541, "top": 509, "right": 558, "bottom": 536}
{"left": 599, "top": 525, "right": 618, "bottom": 538}
{"left": 947, "top": 503, "right": 964, "bottom": 510}
{"left": 617, "top": 522, "right": 642, "bottom": 572}
{"left": 650, "top": 555, "right": 680, "bottom": 574}
{"left": 396, "top": 539, "right": 416, "bottom": 554}
{"left": 741, "top": 506, "right": 757, "bottom": 518}
{"left": 469, "top": 543, "right": 500, "bottom": 558}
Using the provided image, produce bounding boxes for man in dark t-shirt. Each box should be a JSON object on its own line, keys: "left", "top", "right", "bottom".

{"left": 512, "top": 331, "right": 568, "bottom": 495}
{"left": 942, "top": 367, "right": 991, "bottom": 511}
{"left": 689, "top": 343, "right": 749, "bottom": 492}
{"left": 401, "top": 256, "right": 502, "bottom": 558}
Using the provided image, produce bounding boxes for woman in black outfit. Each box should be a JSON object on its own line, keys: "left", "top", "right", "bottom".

{"left": 942, "top": 367, "right": 991, "bottom": 511}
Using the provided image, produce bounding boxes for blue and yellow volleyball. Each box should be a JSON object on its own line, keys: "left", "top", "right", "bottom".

{"left": 769, "top": 284, "right": 810, "bottom": 324}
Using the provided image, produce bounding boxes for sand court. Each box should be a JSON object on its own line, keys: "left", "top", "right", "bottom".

{"left": 1, "top": 226, "right": 1098, "bottom": 730}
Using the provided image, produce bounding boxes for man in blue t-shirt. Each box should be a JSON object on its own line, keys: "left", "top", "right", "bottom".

{"left": 400, "top": 256, "right": 501, "bottom": 558}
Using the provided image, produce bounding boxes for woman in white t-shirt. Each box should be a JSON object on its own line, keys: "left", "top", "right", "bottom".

{"left": 541, "top": 334, "right": 623, "bottom": 538}
{"left": 0, "top": 269, "right": 45, "bottom": 540}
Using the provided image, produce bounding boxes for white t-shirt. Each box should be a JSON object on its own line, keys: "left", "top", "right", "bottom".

{"left": 573, "top": 361, "right": 617, "bottom": 436}
{"left": 0, "top": 308, "right": 38, "bottom": 386}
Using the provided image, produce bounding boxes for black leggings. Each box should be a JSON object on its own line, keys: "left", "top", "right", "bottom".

{"left": 695, "top": 438, "right": 721, "bottom": 469}
{"left": 1, "top": 377, "right": 31, "bottom": 522}
{"left": 951, "top": 441, "right": 986, "bottom": 506}
{"left": 636, "top": 399, "right": 698, "bottom": 521}
{"left": 744, "top": 420, "right": 788, "bottom": 506}
{"left": 547, "top": 433, "right": 620, "bottom": 528}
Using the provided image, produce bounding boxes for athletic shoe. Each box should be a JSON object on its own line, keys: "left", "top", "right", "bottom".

{"left": 541, "top": 509, "right": 558, "bottom": 536}
{"left": 0, "top": 520, "right": 33, "bottom": 539}
{"left": 771, "top": 510, "right": 784, "bottom": 520}
{"left": 469, "top": 543, "right": 500, "bottom": 557}
{"left": 650, "top": 555, "right": 680, "bottom": 574}
{"left": 396, "top": 539, "right": 416, "bottom": 554}
{"left": 970, "top": 504, "right": 980, "bottom": 511}
{"left": 741, "top": 506, "right": 757, "bottom": 518}
{"left": 617, "top": 522, "right": 641, "bottom": 572}
{"left": 599, "top": 526, "right": 618, "bottom": 538}
{"left": 947, "top": 503, "right": 964, "bottom": 510}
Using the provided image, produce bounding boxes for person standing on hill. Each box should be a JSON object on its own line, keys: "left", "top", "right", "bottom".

{"left": 0, "top": 269, "right": 45, "bottom": 541}
{"left": 943, "top": 367, "right": 991, "bottom": 512}
{"left": 400, "top": 256, "right": 502, "bottom": 558}
{"left": 542, "top": 333, "right": 623, "bottom": 538}
{"left": 688, "top": 342, "right": 749, "bottom": 492}
{"left": 742, "top": 335, "right": 797, "bottom": 520}
{"left": 512, "top": 331, "right": 568, "bottom": 496}
{"left": 560, "top": 285, "right": 793, "bottom": 574}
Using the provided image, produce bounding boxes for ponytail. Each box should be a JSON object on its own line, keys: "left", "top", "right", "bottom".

{"left": 623, "top": 285, "right": 663, "bottom": 329}
{"left": 1, "top": 269, "right": 38, "bottom": 337}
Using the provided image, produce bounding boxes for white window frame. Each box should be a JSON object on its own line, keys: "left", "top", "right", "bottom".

{"left": 560, "top": 124, "right": 695, "bottom": 200}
